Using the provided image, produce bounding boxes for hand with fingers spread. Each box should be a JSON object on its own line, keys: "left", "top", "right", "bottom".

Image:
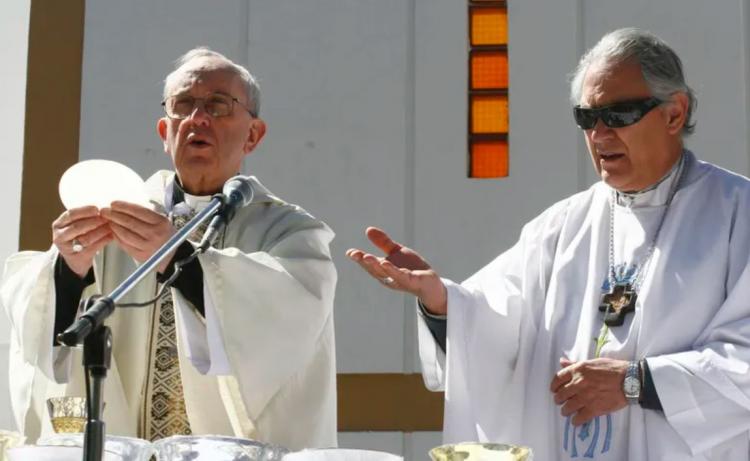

{"left": 345, "top": 226, "right": 448, "bottom": 315}
{"left": 550, "top": 357, "right": 630, "bottom": 426}
{"left": 52, "top": 206, "right": 114, "bottom": 278}
{"left": 100, "top": 201, "right": 176, "bottom": 273}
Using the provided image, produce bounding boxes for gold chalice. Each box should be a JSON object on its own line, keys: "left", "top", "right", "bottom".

{"left": 46, "top": 397, "right": 87, "bottom": 433}
{"left": 429, "top": 442, "right": 532, "bottom": 461}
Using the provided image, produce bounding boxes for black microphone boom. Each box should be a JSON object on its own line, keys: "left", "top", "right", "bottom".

{"left": 198, "top": 175, "right": 254, "bottom": 251}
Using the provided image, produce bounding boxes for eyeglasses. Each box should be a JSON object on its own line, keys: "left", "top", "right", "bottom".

{"left": 573, "top": 97, "right": 662, "bottom": 130}
{"left": 162, "top": 93, "right": 255, "bottom": 119}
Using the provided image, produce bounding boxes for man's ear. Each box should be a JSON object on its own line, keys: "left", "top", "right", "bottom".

{"left": 243, "top": 118, "right": 266, "bottom": 155}
{"left": 157, "top": 118, "right": 169, "bottom": 153}
{"left": 665, "top": 92, "right": 689, "bottom": 135}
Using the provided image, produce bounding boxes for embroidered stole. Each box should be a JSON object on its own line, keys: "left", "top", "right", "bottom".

{"left": 142, "top": 212, "right": 208, "bottom": 441}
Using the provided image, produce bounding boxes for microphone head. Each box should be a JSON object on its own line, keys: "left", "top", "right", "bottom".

{"left": 223, "top": 175, "right": 254, "bottom": 208}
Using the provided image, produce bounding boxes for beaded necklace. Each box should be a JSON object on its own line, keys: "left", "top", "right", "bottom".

{"left": 598, "top": 153, "right": 687, "bottom": 327}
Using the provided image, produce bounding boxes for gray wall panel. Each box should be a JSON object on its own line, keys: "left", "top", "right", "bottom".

{"left": 246, "top": 0, "right": 411, "bottom": 373}
{"left": 79, "top": 0, "right": 248, "bottom": 177}
{"left": 413, "top": 0, "right": 581, "bottom": 285}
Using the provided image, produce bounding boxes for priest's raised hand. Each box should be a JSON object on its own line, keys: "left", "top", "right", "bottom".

{"left": 346, "top": 226, "right": 448, "bottom": 315}
{"left": 100, "top": 200, "right": 176, "bottom": 273}
{"left": 52, "top": 205, "right": 114, "bottom": 278}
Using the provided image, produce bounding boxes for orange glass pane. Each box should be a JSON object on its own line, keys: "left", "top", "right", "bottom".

{"left": 471, "top": 51, "right": 508, "bottom": 89}
{"left": 471, "top": 95, "right": 508, "bottom": 133}
{"left": 471, "top": 8, "right": 507, "bottom": 45}
{"left": 471, "top": 140, "right": 508, "bottom": 178}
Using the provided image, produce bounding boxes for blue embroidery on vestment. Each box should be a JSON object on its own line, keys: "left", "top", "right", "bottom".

{"left": 578, "top": 421, "right": 590, "bottom": 441}
{"left": 564, "top": 416, "right": 612, "bottom": 458}
{"left": 583, "top": 416, "right": 600, "bottom": 458}
{"left": 561, "top": 264, "right": 633, "bottom": 458}
{"left": 602, "top": 414, "right": 612, "bottom": 453}
{"left": 571, "top": 424, "right": 578, "bottom": 457}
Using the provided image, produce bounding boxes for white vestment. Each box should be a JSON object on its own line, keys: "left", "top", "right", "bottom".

{"left": 418, "top": 151, "right": 750, "bottom": 460}
{"left": 1, "top": 171, "right": 337, "bottom": 450}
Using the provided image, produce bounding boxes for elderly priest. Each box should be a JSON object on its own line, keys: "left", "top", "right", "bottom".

{"left": 347, "top": 28, "right": 750, "bottom": 460}
{"left": 2, "top": 48, "right": 337, "bottom": 450}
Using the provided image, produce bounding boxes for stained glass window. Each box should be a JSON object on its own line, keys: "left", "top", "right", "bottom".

{"left": 468, "top": 1, "right": 508, "bottom": 178}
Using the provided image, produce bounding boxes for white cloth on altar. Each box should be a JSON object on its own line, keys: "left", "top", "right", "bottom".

{"left": 418, "top": 151, "right": 750, "bottom": 460}
{"left": 1, "top": 171, "right": 338, "bottom": 450}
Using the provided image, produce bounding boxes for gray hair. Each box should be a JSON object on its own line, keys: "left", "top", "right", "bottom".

{"left": 163, "top": 47, "right": 261, "bottom": 117}
{"left": 570, "top": 28, "right": 696, "bottom": 135}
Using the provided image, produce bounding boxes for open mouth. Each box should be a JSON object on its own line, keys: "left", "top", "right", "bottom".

{"left": 188, "top": 139, "right": 211, "bottom": 148}
{"left": 599, "top": 152, "right": 625, "bottom": 162}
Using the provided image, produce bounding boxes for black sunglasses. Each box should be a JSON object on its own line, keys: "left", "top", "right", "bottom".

{"left": 573, "top": 97, "right": 663, "bottom": 130}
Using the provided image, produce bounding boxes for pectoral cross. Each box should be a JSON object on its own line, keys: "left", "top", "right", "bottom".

{"left": 598, "top": 283, "right": 637, "bottom": 326}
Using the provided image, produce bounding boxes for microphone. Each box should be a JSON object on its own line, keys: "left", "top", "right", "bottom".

{"left": 198, "top": 175, "right": 254, "bottom": 250}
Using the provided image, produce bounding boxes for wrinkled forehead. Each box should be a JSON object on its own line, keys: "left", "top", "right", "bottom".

{"left": 580, "top": 57, "right": 650, "bottom": 107}
{"left": 164, "top": 58, "right": 245, "bottom": 100}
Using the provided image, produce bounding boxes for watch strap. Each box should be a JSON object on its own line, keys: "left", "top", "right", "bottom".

{"left": 624, "top": 360, "right": 642, "bottom": 403}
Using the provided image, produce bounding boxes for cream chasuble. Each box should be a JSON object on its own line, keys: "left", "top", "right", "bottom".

{"left": 418, "top": 151, "right": 750, "bottom": 460}
{"left": 1, "top": 171, "right": 338, "bottom": 450}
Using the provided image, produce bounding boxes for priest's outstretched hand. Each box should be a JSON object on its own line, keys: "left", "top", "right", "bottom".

{"left": 346, "top": 226, "right": 448, "bottom": 315}
{"left": 550, "top": 357, "right": 630, "bottom": 426}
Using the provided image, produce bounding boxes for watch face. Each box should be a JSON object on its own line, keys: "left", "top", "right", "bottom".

{"left": 624, "top": 376, "right": 640, "bottom": 397}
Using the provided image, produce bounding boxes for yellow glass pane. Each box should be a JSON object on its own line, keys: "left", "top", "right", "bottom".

{"left": 471, "top": 8, "right": 507, "bottom": 45}
{"left": 471, "top": 51, "right": 508, "bottom": 89}
{"left": 471, "top": 140, "right": 508, "bottom": 178}
{"left": 471, "top": 95, "right": 508, "bottom": 133}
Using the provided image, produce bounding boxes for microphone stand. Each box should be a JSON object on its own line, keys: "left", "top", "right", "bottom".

{"left": 57, "top": 195, "right": 225, "bottom": 461}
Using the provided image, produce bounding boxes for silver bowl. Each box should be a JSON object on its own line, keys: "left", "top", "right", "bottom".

{"left": 153, "top": 435, "right": 288, "bottom": 461}
{"left": 37, "top": 433, "right": 154, "bottom": 461}
{"left": 282, "top": 448, "right": 403, "bottom": 461}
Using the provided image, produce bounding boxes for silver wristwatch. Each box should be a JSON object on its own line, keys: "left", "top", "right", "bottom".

{"left": 623, "top": 360, "right": 642, "bottom": 404}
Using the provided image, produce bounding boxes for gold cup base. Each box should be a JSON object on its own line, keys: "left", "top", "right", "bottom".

{"left": 51, "top": 416, "right": 86, "bottom": 434}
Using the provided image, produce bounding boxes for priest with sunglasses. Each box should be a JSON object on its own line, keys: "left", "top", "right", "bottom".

{"left": 348, "top": 28, "right": 750, "bottom": 460}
